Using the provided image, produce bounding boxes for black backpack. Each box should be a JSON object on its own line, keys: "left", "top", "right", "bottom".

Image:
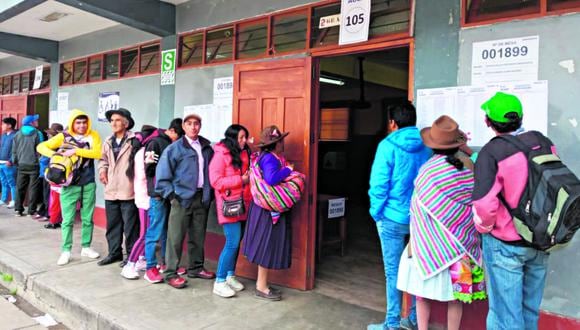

{"left": 496, "top": 132, "right": 580, "bottom": 251}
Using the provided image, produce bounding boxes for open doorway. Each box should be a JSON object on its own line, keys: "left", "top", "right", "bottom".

{"left": 28, "top": 93, "right": 50, "bottom": 131}
{"left": 313, "top": 46, "right": 410, "bottom": 312}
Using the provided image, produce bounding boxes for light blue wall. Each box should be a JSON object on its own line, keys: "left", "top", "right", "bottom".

{"left": 458, "top": 13, "right": 580, "bottom": 319}
{"left": 0, "top": 56, "right": 45, "bottom": 76}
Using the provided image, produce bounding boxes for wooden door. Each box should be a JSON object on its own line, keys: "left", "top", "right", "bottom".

{"left": 0, "top": 95, "right": 28, "bottom": 133}
{"left": 233, "top": 58, "right": 316, "bottom": 290}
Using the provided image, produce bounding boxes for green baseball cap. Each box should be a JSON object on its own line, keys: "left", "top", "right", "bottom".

{"left": 481, "top": 92, "right": 523, "bottom": 123}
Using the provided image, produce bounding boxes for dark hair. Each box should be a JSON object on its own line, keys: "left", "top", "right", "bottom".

{"left": 487, "top": 113, "right": 522, "bottom": 134}
{"left": 221, "top": 124, "right": 250, "bottom": 170}
{"left": 2, "top": 117, "right": 16, "bottom": 129}
{"left": 433, "top": 148, "right": 464, "bottom": 170}
{"left": 168, "top": 118, "right": 184, "bottom": 137}
{"left": 74, "top": 115, "right": 88, "bottom": 122}
{"left": 388, "top": 101, "right": 417, "bottom": 129}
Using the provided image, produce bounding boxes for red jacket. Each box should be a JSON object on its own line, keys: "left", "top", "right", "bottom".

{"left": 209, "top": 143, "right": 251, "bottom": 225}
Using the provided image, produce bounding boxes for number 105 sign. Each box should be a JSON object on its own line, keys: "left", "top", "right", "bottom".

{"left": 339, "top": 0, "right": 371, "bottom": 45}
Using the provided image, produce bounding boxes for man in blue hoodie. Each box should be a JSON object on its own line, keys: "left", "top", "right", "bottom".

{"left": 12, "top": 114, "right": 44, "bottom": 217}
{"left": 0, "top": 117, "right": 18, "bottom": 209}
{"left": 368, "top": 102, "right": 431, "bottom": 330}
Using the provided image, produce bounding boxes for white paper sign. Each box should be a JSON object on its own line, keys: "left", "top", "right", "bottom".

{"left": 33, "top": 65, "right": 43, "bottom": 90}
{"left": 320, "top": 14, "right": 341, "bottom": 28}
{"left": 339, "top": 0, "right": 371, "bottom": 45}
{"left": 328, "top": 198, "right": 346, "bottom": 219}
{"left": 98, "top": 92, "right": 120, "bottom": 122}
{"left": 184, "top": 103, "right": 232, "bottom": 143}
{"left": 213, "top": 77, "right": 233, "bottom": 106}
{"left": 416, "top": 81, "right": 548, "bottom": 147}
{"left": 57, "top": 92, "right": 68, "bottom": 112}
{"left": 472, "top": 36, "right": 539, "bottom": 85}
{"left": 161, "top": 49, "right": 176, "bottom": 86}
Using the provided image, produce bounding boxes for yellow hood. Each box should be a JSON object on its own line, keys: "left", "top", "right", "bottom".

{"left": 67, "top": 109, "right": 93, "bottom": 136}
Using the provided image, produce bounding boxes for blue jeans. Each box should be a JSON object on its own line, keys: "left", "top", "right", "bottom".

{"left": 145, "top": 198, "right": 169, "bottom": 270}
{"left": 376, "top": 219, "right": 417, "bottom": 328}
{"left": 216, "top": 222, "right": 242, "bottom": 282}
{"left": 0, "top": 164, "right": 17, "bottom": 203}
{"left": 482, "top": 234, "right": 549, "bottom": 330}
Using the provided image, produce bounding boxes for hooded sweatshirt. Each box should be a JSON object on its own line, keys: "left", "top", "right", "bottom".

{"left": 12, "top": 124, "right": 43, "bottom": 168}
{"left": 368, "top": 126, "right": 431, "bottom": 224}
{"left": 0, "top": 130, "right": 17, "bottom": 161}
{"left": 37, "top": 109, "right": 102, "bottom": 186}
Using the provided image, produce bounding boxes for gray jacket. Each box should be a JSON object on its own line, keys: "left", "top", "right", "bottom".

{"left": 12, "top": 126, "right": 43, "bottom": 168}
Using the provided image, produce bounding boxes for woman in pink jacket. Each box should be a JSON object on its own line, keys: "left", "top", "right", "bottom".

{"left": 209, "top": 124, "right": 252, "bottom": 298}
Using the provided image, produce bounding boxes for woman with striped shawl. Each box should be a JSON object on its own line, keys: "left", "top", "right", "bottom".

{"left": 397, "top": 115, "right": 486, "bottom": 330}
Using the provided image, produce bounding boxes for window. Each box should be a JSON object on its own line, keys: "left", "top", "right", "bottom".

{"left": 1, "top": 77, "right": 10, "bottom": 94}
{"left": 89, "top": 56, "right": 103, "bottom": 81}
{"left": 311, "top": 3, "right": 340, "bottom": 48}
{"left": 20, "top": 72, "right": 30, "bottom": 92}
{"left": 105, "top": 53, "right": 119, "bottom": 80}
{"left": 236, "top": 19, "right": 268, "bottom": 59}
{"left": 11, "top": 74, "right": 20, "bottom": 93}
{"left": 40, "top": 67, "right": 50, "bottom": 89}
{"left": 60, "top": 62, "right": 73, "bottom": 85}
{"left": 272, "top": 11, "right": 308, "bottom": 54}
{"left": 369, "top": 0, "right": 410, "bottom": 37}
{"left": 548, "top": 0, "right": 580, "bottom": 11}
{"left": 121, "top": 48, "right": 139, "bottom": 77}
{"left": 140, "top": 43, "right": 160, "bottom": 74}
{"left": 180, "top": 33, "right": 204, "bottom": 66}
{"left": 73, "top": 59, "right": 87, "bottom": 84}
{"left": 465, "top": 0, "right": 540, "bottom": 24}
{"left": 206, "top": 27, "right": 234, "bottom": 63}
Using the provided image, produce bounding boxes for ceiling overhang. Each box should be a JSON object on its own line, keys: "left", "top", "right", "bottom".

{"left": 55, "top": 0, "right": 176, "bottom": 37}
{"left": 0, "top": 31, "right": 58, "bottom": 62}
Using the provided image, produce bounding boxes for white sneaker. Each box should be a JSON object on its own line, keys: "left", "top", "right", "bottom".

{"left": 213, "top": 281, "right": 236, "bottom": 298}
{"left": 226, "top": 276, "right": 245, "bottom": 292}
{"left": 57, "top": 252, "right": 71, "bottom": 266}
{"left": 0, "top": 200, "right": 5, "bottom": 206}
{"left": 6, "top": 201, "right": 14, "bottom": 209}
{"left": 135, "top": 258, "right": 147, "bottom": 272}
{"left": 121, "top": 264, "right": 140, "bottom": 280}
{"left": 81, "top": 247, "right": 100, "bottom": 259}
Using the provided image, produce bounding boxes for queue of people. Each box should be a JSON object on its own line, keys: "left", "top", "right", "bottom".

{"left": 368, "top": 92, "right": 561, "bottom": 330}
{"left": 0, "top": 90, "right": 565, "bottom": 326}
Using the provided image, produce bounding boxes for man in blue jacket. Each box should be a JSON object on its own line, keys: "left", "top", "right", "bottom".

{"left": 368, "top": 102, "right": 430, "bottom": 330}
{"left": 155, "top": 113, "right": 214, "bottom": 289}
{"left": 0, "top": 117, "right": 18, "bottom": 209}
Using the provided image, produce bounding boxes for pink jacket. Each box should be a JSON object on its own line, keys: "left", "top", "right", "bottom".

{"left": 209, "top": 143, "right": 251, "bottom": 225}
{"left": 134, "top": 148, "right": 149, "bottom": 210}
{"left": 472, "top": 132, "right": 557, "bottom": 241}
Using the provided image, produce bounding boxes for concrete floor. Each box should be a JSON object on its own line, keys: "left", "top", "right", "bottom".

{"left": 0, "top": 206, "right": 383, "bottom": 330}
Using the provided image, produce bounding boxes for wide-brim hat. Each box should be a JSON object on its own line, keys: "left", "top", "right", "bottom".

{"left": 105, "top": 108, "right": 135, "bottom": 130}
{"left": 257, "top": 125, "right": 290, "bottom": 147}
{"left": 421, "top": 115, "right": 467, "bottom": 149}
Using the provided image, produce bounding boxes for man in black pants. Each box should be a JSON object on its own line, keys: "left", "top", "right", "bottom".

{"left": 12, "top": 114, "right": 44, "bottom": 217}
{"left": 97, "top": 108, "right": 140, "bottom": 267}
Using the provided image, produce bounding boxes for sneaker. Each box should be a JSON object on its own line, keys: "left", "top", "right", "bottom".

{"left": 44, "top": 223, "right": 61, "bottom": 229}
{"left": 400, "top": 318, "right": 417, "bottom": 330}
{"left": 81, "top": 247, "right": 100, "bottom": 259}
{"left": 226, "top": 276, "right": 245, "bottom": 292}
{"left": 213, "top": 281, "right": 236, "bottom": 298}
{"left": 167, "top": 276, "right": 187, "bottom": 289}
{"left": 135, "top": 258, "right": 147, "bottom": 272}
{"left": 157, "top": 264, "right": 167, "bottom": 273}
{"left": 31, "top": 214, "right": 43, "bottom": 220}
{"left": 177, "top": 267, "right": 186, "bottom": 275}
{"left": 15, "top": 211, "right": 24, "bottom": 217}
{"left": 144, "top": 267, "right": 164, "bottom": 284}
{"left": 121, "top": 264, "right": 139, "bottom": 280}
{"left": 6, "top": 201, "right": 14, "bottom": 209}
{"left": 0, "top": 200, "right": 5, "bottom": 206}
{"left": 57, "top": 251, "right": 71, "bottom": 266}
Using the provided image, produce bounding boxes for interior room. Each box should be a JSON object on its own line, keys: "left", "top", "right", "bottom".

{"left": 314, "top": 46, "right": 410, "bottom": 312}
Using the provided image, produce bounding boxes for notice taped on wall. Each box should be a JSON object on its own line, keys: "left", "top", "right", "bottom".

{"left": 184, "top": 103, "right": 231, "bottom": 143}
{"left": 416, "top": 81, "right": 548, "bottom": 147}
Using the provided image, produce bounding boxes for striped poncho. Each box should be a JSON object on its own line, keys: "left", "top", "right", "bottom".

{"left": 410, "top": 155, "right": 482, "bottom": 279}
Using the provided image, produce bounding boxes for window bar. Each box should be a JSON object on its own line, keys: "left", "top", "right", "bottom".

{"left": 202, "top": 32, "right": 207, "bottom": 65}
{"left": 137, "top": 46, "right": 142, "bottom": 75}
{"left": 71, "top": 61, "right": 76, "bottom": 84}
{"left": 142, "top": 51, "right": 156, "bottom": 72}
{"left": 117, "top": 50, "right": 122, "bottom": 79}
{"left": 100, "top": 54, "right": 105, "bottom": 80}
{"left": 267, "top": 16, "right": 273, "bottom": 55}
{"left": 306, "top": 7, "right": 312, "bottom": 51}
{"left": 540, "top": 0, "right": 548, "bottom": 15}
{"left": 209, "top": 41, "right": 224, "bottom": 62}
{"left": 232, "top": 24, "right": 238, "bottom": 60}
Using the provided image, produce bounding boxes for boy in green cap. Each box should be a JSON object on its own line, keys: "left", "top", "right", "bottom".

{"left": 472, "top": 92, "right": 557, "bottom": 330}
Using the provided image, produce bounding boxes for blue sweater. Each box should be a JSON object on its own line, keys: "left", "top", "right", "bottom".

{"left": 368, "top": 127, "right": 431, "bottom": 224}
{"left": 0, "top": 131, "right": 16, "bottom": 161}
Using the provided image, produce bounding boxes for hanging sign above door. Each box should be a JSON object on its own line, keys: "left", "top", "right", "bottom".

{"left": 32, "top": 65, "right": 43, "bottom": 90}
{"left": 339, "top": 0, "right": 371, "bottom": 45}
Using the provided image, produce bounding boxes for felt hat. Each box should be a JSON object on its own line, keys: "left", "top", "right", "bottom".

{"left": 420, "top": 115, "right": 467, "bottom": 149}
{"left": 105, "top": 108, "right": 135, "bottom": 130}
{"left": 257, "top": 125, "right": 290, "bottom": 148}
